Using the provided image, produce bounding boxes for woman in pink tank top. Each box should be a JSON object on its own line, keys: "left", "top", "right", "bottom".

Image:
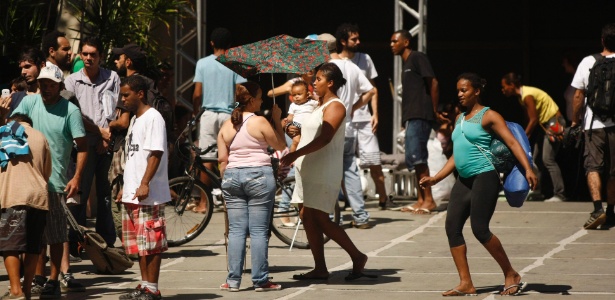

{"left": 217, "top": 82, "right": 286, "bottom": 291}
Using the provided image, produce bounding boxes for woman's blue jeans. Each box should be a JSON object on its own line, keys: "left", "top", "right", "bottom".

{"left": 222, "top": 166, "right": 275, "bottom": 288}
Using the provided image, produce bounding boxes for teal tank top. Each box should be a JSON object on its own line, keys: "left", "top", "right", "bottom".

{"left": 451, "top": 107, "right": 495, "bottom": 178}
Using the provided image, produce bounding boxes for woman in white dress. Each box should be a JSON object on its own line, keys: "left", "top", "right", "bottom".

{"left": 281, "top": 63, "right": 369, "bottom": 281}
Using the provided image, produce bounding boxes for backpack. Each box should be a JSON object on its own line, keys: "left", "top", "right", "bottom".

{"left": 61, "top": 200, "right": 133, "bottom": 274}
{"left": 80, "top": 227, "right": 134, "bottom": 274}
{"left": 586, "top": 53, "right": 615, "bottom": 122}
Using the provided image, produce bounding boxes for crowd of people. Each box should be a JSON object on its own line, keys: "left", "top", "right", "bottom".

{"left": 1, "top": 20, "right": 614, "bottom": 300}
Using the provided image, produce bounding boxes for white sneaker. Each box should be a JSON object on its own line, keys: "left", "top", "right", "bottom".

{"left": 544, "top": 195, "right": 564, "bottom": 202}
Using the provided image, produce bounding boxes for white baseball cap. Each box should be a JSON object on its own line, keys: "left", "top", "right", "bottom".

{"left": 317, "top": 33, "right": 336, "bottom": 52}
{"left": 37, "top": 64, "right": 63, "bottom": 83}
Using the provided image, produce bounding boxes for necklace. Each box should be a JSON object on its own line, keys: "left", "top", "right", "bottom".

{"left": 466, "top": 106, "right": 482, "bottom": 118}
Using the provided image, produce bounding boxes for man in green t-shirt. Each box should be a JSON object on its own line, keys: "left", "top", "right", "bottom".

{"left": 5, "top": 64, "right": 87, "bottom": 298}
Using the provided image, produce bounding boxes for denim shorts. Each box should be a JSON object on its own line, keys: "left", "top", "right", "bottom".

{"left": 405, "top": 119, "right": 433, "bottom": 168}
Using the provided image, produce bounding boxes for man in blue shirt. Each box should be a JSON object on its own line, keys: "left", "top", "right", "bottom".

{"left": 191, "top": 27, "right": 246, "bottom": 213}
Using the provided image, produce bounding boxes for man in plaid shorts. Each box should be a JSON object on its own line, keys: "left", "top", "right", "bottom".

{"left": 116, "top": 75, "right": 170, "bottom": 300}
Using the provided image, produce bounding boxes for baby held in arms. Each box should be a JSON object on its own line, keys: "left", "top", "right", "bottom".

{"left": 282, "top": 80, "right": 319, "bottom": 152}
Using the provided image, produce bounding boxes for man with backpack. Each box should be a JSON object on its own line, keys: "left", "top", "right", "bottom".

{"left": 571, "top": 23, "right": 615, "bottom": 230}
{"left": 112, "top": 43, "right": 174, "bottom": 139}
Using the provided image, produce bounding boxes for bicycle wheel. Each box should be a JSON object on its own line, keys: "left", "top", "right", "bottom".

{"left": 270, "top": 177, "right": 341, "bottom": 249}
{"left": 166, "top": 176, "right": 214, "bottom": 246}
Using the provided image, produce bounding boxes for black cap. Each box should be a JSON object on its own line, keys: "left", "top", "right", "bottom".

{"left": 112, "top": 44, "right": 146, "bottom": 60}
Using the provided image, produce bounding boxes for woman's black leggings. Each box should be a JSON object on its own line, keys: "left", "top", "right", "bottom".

{"left": 445, "top": 170, "right": 501, "bottom": 248}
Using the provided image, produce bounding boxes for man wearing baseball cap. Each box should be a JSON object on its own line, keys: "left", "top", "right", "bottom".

{"left": 112, "top": 44, "right": 146, "bottom": 77}
{"left": 9, "top": 63, "right": 88, "bottom": 298}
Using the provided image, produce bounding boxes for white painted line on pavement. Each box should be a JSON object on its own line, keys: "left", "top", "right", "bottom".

{"left": 114, "top": 257, "right": 186, "bottom": 288}
{"left": 110, "top": 238, "right": 227, "bottom": 289}
{"left": 275, "top": 212, "right": 447, "bottom": 300}
{"left": 200, "top": 238, "right": 227, "bottom": 251}
{"left": 476, "top": 229, "right": 589, "bottom": 300}
{"left": 518, "top": 229, "right": 587, "bottom": 276}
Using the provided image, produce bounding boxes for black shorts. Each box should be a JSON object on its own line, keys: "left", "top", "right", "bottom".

{"left": 0, "top": 206, "right": 47, "bottom": 254}
{"left": 584, "top": 126, "right": 615, "bottom": 177}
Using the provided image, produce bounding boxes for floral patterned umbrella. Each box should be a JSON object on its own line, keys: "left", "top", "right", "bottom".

{"left": 216, "top": 34, "right": 329, "bottom": 78}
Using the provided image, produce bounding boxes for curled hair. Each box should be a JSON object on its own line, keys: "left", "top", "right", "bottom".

{"left": 291, "top": 80, "right": 309, "bottom": 93}
{"left": 501, "top": 72, "right": 522, "bottom": 88}
{"left": 121, "top": 75, "right": 148, "bottom": 100}
{"left": 318, "top": 63, "right": 346, "bottom": 93}
{"left": 602, "top": 23, "right": 615, "bottom": 52}
{"left": 335, "top": 23, "right": 360, "bottom": 53}
{"left": 231, "top": 81, "right": 261, "bottom": 127}
{"left": 19, "top": 47, "right": 45, "bottom": 68}
{"left": 211, "top": 27, "right": 232, "bottom": 50}
{"left": 80, "top": 36, "right": 104, "bottom": 54}
{"left": 393, "top": 29, "right": 412, "bottom": 48}
{"left": 10, "top": 76, "right": 28, "bottom": 92}
{"left": 42, "top": 30, "right": 66, "bottom": 58}
{"left": 8, "top": 113, "right": 33, "bottom": 126}
{"left": 457, "top": 73, "right": 487, "bottom": 94}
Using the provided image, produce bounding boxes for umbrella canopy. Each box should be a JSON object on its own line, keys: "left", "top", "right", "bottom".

{"left": 216, "top": 34, "right": 330, "bottom": 78}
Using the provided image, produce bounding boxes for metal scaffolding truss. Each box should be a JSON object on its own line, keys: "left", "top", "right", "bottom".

{"left": 174, "top": 0, "right": 207, "bottom": 110}
{"left": 393, "top": 0, "right": 428, "bottom": 153}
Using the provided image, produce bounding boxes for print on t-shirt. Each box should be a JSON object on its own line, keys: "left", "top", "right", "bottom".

{"left": 127, "top": 131, "right": 139, "bottom": 157}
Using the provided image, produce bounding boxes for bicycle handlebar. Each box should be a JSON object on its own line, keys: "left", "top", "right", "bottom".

{"left": 176, "top": 108, "right": 218, "bottom": 157}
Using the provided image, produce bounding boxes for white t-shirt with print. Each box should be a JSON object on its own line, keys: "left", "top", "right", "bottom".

{"left": 350, "top": 53, "right": 378, "bottom": 123}
{"left": 122, "top": 108, "right": 171, "bottom": 205}
{"left": 330, "top": 59, "right": 374, "bottom": 137}
{"left": 571, "top": 53, "right": 615, "bottom": 130}
{"left": 288, "top": 99, "right": 319, "bottom": 124}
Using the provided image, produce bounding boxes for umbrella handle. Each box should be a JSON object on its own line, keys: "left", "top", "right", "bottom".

{"left": 271, "top": 74, "right": 276, "bottom": 106}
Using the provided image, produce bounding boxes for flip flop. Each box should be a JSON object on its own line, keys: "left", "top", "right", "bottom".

{"left": 400, "top": 206, "right": 418, "bottom": 213}
{"left": 412, "top": 208, "right": 432, "bottom": 215}
{"left": 501, "top": 281, "right": 527, "bottom": 296}
{"left": 442, "top": 289, "right": 478, "bottom": 296}
{"left": 344, "top": 272, "right": 378, "bottom": 281}
{"left": 292, "top": 273, "right": 329, "bottom": 280}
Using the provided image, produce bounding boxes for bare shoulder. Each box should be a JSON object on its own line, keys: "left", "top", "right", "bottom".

{"left": 483, "top": 108, "right": 503, "bottom": 122}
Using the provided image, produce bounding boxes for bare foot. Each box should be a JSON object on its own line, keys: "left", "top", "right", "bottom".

{"left": 352, "top": 253, "right": 368, "bottom": 274}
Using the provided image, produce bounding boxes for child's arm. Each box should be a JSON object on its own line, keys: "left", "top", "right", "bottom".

{"left": 282, "top": 113, "right": 294, "bottom": 128}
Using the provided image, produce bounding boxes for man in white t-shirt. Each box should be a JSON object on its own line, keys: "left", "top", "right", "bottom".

{"left": 318, "top": 33, "right": 376, "bottom": 229}
{"left": 571, "top": 23, "right": 615, "bottom": 230}
{"left": 336, "top": 23, "right": 399, "bottom": 210}
{"left": 117, "top": 75, "right": 170, "bottom": 300}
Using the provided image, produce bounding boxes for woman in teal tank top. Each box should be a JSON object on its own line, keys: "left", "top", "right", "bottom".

{"left": 420, "top": 73, "right": 537, "bottom": 296}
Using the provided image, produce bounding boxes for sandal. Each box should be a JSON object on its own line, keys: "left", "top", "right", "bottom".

{"left": 442, "top": 288, "right": 478, "bottom": 296}
{"left": 501, "top": 281, "right": 527, "bottom": 296}
{"left": 400, "top": 206, "right": 418, "bottom": 213}
{"left": 412, "top": 208, "right": 433, "bottom": 215}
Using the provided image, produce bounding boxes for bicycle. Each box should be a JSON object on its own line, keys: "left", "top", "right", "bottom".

{"left": 166, "top": 110, "right": 340, "bottom": 249}
{"left": 166, "top": 110, "right": 217, "bottom": 246}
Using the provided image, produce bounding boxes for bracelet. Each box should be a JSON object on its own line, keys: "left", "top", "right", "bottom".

{"left": 284, "top": 122, "right": 292, "bottom": 131}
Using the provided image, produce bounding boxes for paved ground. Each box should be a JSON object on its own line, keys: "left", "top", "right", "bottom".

{"left": 2, "top": 199, "right": 614, "bottom": 299}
